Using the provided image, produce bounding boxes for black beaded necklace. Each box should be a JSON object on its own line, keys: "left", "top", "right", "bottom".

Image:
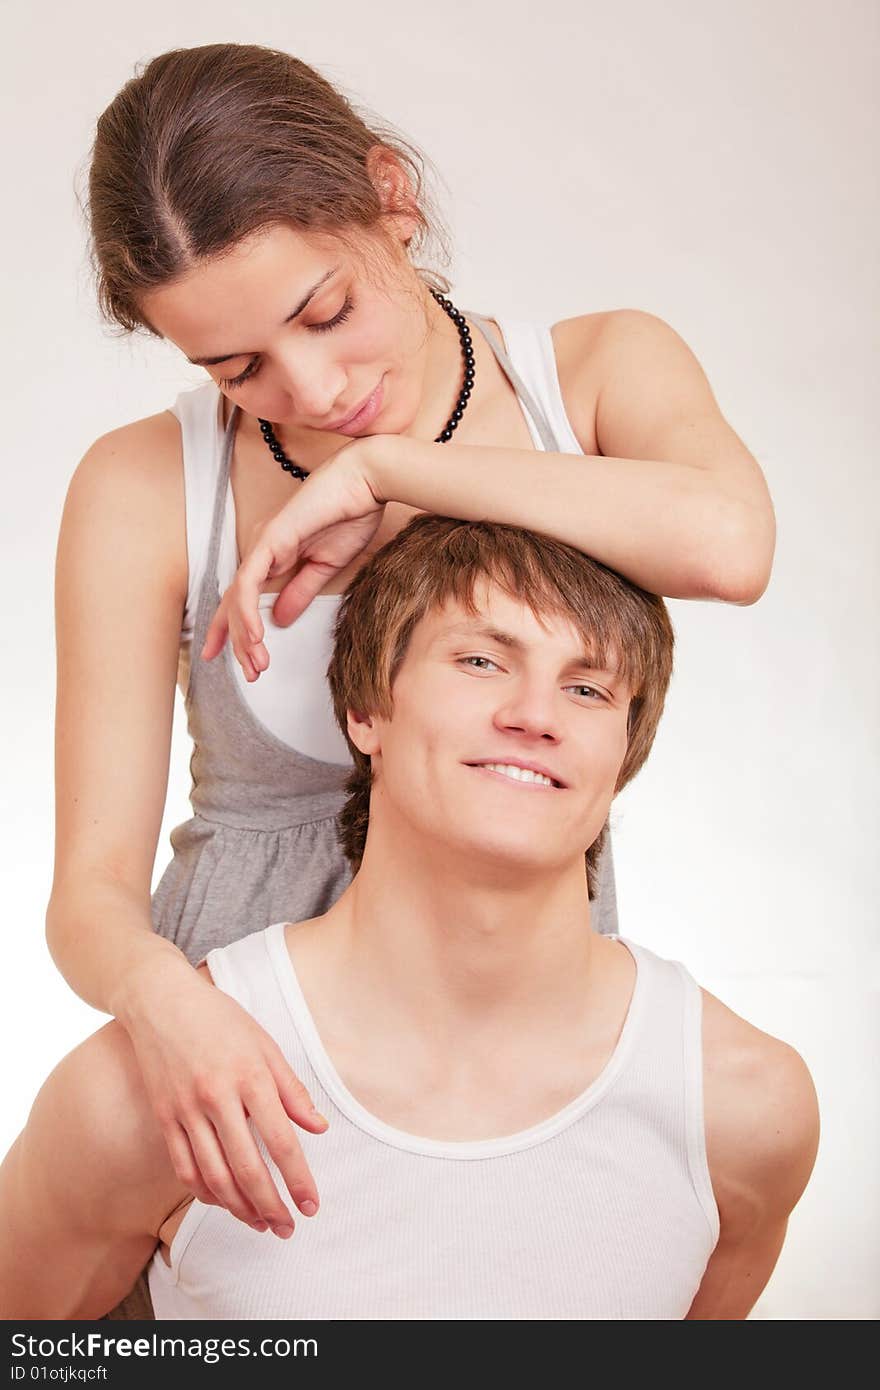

{"left": 257, "top": 288, "right": 475, "bottom": 480}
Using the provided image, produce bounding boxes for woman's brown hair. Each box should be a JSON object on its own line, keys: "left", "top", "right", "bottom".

{"left": 88, "top": 43, "right": 451, "bottom": 332}
{"left": 327, "top": 515, "right": 675, "bottom": 897}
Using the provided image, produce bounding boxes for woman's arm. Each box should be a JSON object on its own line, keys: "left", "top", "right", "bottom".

{"left": 48, "top": 413, "right": 191, "bottom": 1010}
{"left": 203, "top": 308, "right": 775, "bottom": 675}
{"left": 369, "top": 309, "right": 775, "bottom": 604}
{"left": 47, "top": 416, "right": 325, "bottom": 1233}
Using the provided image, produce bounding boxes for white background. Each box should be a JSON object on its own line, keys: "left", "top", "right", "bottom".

{"left": 1, "top": 0, "right": 877, "bottom": 1319}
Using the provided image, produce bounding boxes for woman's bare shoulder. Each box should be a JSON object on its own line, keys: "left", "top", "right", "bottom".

{"left": 552, "top": 306, "right": 684, "bottom": 359}
{"left": 550, "top": 309, "right": 642, "bottom": 452}
{"left": 62, "top": 410, "right": 187, "bottom": 597}
{"left": 552, "top": 307, "right": 688, "bottom": 399}
{"left": 75, "top": 408, "right": 183, "bottom": 489}
{"left": 553, "top": 307, "right": 727, "bottom": 458}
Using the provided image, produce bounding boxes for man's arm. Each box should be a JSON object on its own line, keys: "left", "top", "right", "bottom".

{"left": 686, "top": 991, "right": 820, "bottom": 1320}
{"left": 0, "top": 1019, "right": 188, "bottom": 1319}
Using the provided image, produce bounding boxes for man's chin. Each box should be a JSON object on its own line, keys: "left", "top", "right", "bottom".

{"left": 430, "top": 832, "right": 573, "bottom": 879}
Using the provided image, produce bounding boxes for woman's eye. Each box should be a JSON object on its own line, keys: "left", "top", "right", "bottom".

{"left": 219, "top": 357, "right": 262, "bottom": 390}
{"left": 309, "top": 293, "right": 355, "bottom": 333}
{"left": 217, "top": 294, "right": 354, "bottom": 389}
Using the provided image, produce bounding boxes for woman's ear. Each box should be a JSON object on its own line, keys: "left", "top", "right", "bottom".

{"left": 346, "top": 708, "right": 382, "bottom": 757}
{"left": 365, "top": 145, "right": 420, "bottom": 244}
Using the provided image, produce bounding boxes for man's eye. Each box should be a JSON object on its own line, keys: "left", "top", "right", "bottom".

{"left": 458, "top": 656, "right": 500, "bottom": 672}
{"left": 568, "top": 684, "right": 605, "bottom": 701}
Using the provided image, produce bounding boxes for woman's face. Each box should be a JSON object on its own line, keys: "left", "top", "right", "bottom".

{"left": 141, "top": 221, "right": 436, "bottom": 440}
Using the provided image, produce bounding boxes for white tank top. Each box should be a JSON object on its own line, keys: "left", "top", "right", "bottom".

{"left": 170, "top": 317, "right": 585, "bottom": 766}
{"left": 147, "top": 923, "right": 719, "bottom": 1320}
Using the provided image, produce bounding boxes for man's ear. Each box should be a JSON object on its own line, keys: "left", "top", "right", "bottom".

{"left": 346, "top": 708, "right": 382, "bottom": 757}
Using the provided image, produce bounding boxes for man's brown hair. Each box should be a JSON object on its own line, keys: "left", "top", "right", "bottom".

{"left": 327, "top": 515, "right": 674, "bottom": 897}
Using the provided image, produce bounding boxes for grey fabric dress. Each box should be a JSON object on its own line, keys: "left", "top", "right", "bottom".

{"left": 104, "top": 312, "right": 618, "bottom": 1321}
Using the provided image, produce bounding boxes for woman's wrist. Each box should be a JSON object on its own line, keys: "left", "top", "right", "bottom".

{"left": 357, "top": 432, "right": 405, "bottom": 505}
{"left": 109, "top": 936, "right": 198, "bottom": 1030}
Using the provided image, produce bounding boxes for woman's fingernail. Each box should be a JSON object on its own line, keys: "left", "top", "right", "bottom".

{"left": 250, "top": 1220, "right": 269, "bottom": 1232}
{"left": 300, "top": 1200, "right": 318, "bottom": 1218}
{"left": 273, "top": 1225, "right": 294, "bottom": 1239}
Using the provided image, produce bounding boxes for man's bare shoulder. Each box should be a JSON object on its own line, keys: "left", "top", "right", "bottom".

{"left": 700, "top": 988, "right": 820, "bottom": 1232}
{"left": 0, "top": 1014, "right": 191, "bottom": 1316}
{"left": 33, "top": 1017, "right": 187, "bottom": 1237}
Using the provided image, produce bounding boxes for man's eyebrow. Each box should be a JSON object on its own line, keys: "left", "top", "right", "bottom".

{"left": 187, "top": 267, "right": 341, "bottom": 366}
{"left": 438, "top": 622, "right": 618, "bottom": 675}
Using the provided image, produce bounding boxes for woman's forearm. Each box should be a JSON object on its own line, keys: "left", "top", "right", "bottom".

{"left": 368, "top": 435, "right": 775, "bottom": 603}
{"left": 46, "top": 871, "right": 194, "bottom": 1024}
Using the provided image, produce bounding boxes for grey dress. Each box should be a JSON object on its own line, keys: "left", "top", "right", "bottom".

{"left": 105, "top": 311, "right": 618, "bottom": 1320}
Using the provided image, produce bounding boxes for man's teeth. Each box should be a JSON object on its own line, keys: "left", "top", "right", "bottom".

{"left": 480, "top": 762, "right": 555, "bottom": 787}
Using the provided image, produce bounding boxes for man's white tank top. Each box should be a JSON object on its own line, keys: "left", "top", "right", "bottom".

{"left": 170, "top": 317, "right": 589, "bottom": 767}
{"left": 147, "top": 923, "right": 720, "bottom": 1320}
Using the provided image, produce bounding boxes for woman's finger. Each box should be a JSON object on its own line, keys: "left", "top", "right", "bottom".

{"left": 200, "top": 601, "right": 230, "bottom": 662}
{"left": 248, "top": 640, "right": 270, "bottom": 674}
{"left": 245, "top": 1085, "right": 322, "bottom": 1222}
{"left": 271, "top": 1058, "right": 330, "bottom": 1135}
{"left": 214, "top": 1097, "right": 312, "bottom": 1232}
{"left": 270, "top": 560, "right": 340, "bottom": 628}
{"left": 233, "top": 541, "right": 283, "bottom": 632}
{"left": 186, "top": 1114, "right": 282, "bottom": 1231}
{"left": 202, "top": 595, "right": 264, "bottom": 663}
{"left": 162, "top": 1118, "right": 224, "bottom": 1209}
{"left": 164, "top": 1118, "right": 268, "bottom": 1230}
{"left": 230, "top": 637, "right": 260, "bottom": 683}
{"left": 205, "top": 544, "right": 274, "bottom": 662}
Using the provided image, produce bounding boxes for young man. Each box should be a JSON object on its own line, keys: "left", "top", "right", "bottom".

{"left": 0, "top": 517, "right": 818, "bottom": 1320}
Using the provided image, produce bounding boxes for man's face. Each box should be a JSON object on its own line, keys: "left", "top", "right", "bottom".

{"left": 355, "top": 581, "right": 633, "bottom": 874}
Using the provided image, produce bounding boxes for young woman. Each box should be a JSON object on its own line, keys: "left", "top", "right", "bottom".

{"left": 49, "top": 42, "right": 774, "bottom": 1312}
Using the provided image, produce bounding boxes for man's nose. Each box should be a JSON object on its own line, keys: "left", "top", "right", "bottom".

{"left": 492, "top": 680, "right": 562, "bottom": 741}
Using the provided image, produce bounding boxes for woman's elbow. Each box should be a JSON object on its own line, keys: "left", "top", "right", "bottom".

{"left": 698, "top": 496, "right": 776, "bottom": 606}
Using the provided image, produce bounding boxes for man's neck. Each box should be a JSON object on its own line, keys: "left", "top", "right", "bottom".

{"left": 291, "top": 815, "right": 615, "bottom": 1051}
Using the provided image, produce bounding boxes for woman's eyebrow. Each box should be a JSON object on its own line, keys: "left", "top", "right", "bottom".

{"left": 187, "top": 267, "right": 341, "bottom": 365}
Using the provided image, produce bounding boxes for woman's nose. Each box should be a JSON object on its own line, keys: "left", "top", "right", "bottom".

{"left": 275, "top": 347, "right": 347, "bottom": 421}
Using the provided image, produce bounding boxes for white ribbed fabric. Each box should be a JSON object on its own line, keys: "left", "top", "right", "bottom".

{"left": 490, "top": 317, "right": 585, "bottom": 455}
{"left": 147, "top": 923, "right": 720, "bottom": 1321}
{"left": 169, "top": 315, "right": 582, "bottom": 763}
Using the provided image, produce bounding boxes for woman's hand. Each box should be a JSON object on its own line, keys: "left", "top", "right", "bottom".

{"left": 122, "top": 958, "right": 329, "bottom": 1238}
{"left": 201, "top": 436, "right": 387, "bottom": 681}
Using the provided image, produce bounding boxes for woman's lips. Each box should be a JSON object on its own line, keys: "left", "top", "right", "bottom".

{"left": 325, "top": 377, "right": 385, "bottom": 434}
